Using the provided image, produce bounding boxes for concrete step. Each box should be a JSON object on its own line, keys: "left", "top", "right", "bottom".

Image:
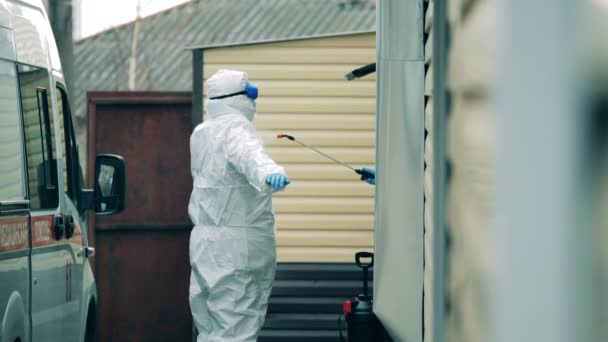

{"left": 271, "top": 279, "right": 371, "bottom": 297}
{"left": 258, "top": 329, "right": 343, "bottom": 342}
{"left": 274, "top": 263, "right": 373, "bottom": 281}
{"left": 263, "top": 313, "right": 345, "bottom": 330}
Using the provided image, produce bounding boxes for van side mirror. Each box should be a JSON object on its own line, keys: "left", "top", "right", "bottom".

{"left": 79, "top": 154, "right": 126, "bottom": 215}
{"left": 94, "top": 154, "right": 126, "bottom": 215}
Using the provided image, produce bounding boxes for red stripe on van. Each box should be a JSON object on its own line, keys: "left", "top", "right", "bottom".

{"left": 0, "top": 217, "right": 29, "bottom": 253}
{"left": 32, "top": 215, "right": 56, "bottom": 248}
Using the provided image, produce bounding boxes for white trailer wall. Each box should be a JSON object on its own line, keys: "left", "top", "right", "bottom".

{"left": 374, "top": 0, "right": 424, "bottom": 341}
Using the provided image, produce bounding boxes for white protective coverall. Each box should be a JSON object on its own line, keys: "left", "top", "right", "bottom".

{"left": 188, "top": 70, "right": 285, "bottom": 341}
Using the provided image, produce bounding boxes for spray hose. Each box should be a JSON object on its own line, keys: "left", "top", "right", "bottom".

{"left": 277, "top": 134, "right": 374, "bottom": 181}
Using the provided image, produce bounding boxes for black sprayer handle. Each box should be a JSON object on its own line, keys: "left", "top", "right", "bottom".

{"left": 345, "top": 63, "right": 377, "bottom": 80}
{"left": 355, "top": 251, "right": 374, "bottom": 269}
{"left": 355, "top": 252, "right": 374, "bottom": 298}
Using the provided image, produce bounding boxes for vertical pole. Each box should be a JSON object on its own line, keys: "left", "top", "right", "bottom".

{"left": 190, "top": 48, "right": 203, "bottom": 342}
{"left": 192, "top": 49, "right": 203, "bottom": 129}
{"left": 431, "top": 0, "right": 447, "bottom": 341}
{"left": 363, "top": 267, "right": 369, "bottom": 297}
{"left": 128, "top": 1, "right": 142, "bottom": 91}
{"left": 47, "top": 0, "right": 75, "bottom": 98}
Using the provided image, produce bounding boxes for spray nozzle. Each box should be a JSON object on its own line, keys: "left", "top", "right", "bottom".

{"left": 277, "top": 134, "right": 295, "bottom": 141}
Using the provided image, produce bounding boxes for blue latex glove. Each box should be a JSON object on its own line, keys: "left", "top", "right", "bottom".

{"left": 266, "top": 173, "right": 291, "bottom": 190}
{"left": 361, "top": 167, "right": 376, "bottom": 185}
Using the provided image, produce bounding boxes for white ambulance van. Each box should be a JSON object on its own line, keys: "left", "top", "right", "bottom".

{"left": 0, "top": 1, "right": 126, "bottom": 341}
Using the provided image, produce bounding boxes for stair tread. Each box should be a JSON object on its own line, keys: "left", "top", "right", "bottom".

{"left": 259, "top": 263, "right": 372, "bottom": 340}
{"left": 259, "top": 329, "right": 341, "bottom": 336}
{"left": 266, "top": 313, "right": 339, "bottom": 319}
{"left": 270, "top": 296, "right": 347, "bottom": 303}
{"left": 275, "top": 263, "right": 373, "bottom": 281}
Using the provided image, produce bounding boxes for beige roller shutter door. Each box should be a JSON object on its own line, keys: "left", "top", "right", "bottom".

{"left": 203, "top": 33, "right": 376, "bottom": 263}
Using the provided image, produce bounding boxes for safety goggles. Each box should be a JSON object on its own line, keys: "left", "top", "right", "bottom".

{"left": 209, "top": 83, "right": 258, "bottom": 100}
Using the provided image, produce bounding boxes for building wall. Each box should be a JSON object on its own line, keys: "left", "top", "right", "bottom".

{"left": 201, "top": 33, "right": 376, "bottom": 263}
{"left": 445, "top": 0, "right": 497, "bottom": 341}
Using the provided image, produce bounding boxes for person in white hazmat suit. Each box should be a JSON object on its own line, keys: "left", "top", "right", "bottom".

{"left": 188, "top": 69, "right": 290, "bottom": 341}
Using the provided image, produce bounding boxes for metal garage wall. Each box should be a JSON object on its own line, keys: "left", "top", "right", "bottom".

{"left": 445, "top": 0, "right": 497, "bottom": 341}
{"left": 200, "top": 33, "right": 376, "bottom": 263}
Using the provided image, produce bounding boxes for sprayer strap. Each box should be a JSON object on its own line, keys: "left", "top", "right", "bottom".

{"left": 209, "top": 90, "right": 247, "bottom": 100}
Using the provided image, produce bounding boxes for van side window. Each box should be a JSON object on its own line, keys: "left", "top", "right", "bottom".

{"left": 0, "top": 61, "right": 26, "bottom": 202}
{"left": 18, "top": 65, "right": 58, "bottom": 210}
{"left": 56, "top": 85, "right": 80, "bottom": 203}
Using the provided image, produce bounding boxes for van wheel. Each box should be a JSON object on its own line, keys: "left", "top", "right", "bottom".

{"left": 84, "top": 301, "right": 97, "bottom": 342}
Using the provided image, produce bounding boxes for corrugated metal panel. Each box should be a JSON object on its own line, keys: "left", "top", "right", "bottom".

{"left": 256, "top": 33, "right": 375, "bottom": 49}
{"left": 254, "top": 97, "right": 375, "bottom": 114}
{"left": 445, "top": 0, "right": 496, "bottom": 341}
{"left": 204, "top": 64, "right": 377, "bottom": 81}
{"left": 203, "top": 33, "right": 376, "bottom": 263}
{"left": 255, "top": 113, "right": 376, "bottom": 130}
{"left": 262, "top": 131, "right": 374, "bottom": 148}
{"left": 206, "top": 47, "right": 374, "bottom": 65}
{"left": 266, "top": 147, "right": 374, "bottom": 164}
{"left": 276, "top": 213, "right": 373, "bottom": 229}
{"left": 273, "top": 181, "right": 373, "bottom": 197}
{"left": 204, "top": 80, "right": 375, "bottom": 97}
{"left": 278, "top": 230, "right": 373, "bottom": 247}
{"left": 273, "top": 198, "right": 374, "bottom": 214}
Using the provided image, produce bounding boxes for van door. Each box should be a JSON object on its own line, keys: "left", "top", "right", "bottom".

{"left": 54, "top": 84, "right": 85, "bottom": 341}
{"left": 18, "top": 64, "right": 73, "bottom": 342}
{"left": 0, "top": 60, "right": 30, "bottom": 342}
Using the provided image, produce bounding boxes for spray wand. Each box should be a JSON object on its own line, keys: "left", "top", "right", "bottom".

{"left": 277, "top": 134, "right": 374, "bottom": 182}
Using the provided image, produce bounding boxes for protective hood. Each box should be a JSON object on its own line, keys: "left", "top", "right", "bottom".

{"left": 206, "top": 69, "right": 256, "bottom": 121}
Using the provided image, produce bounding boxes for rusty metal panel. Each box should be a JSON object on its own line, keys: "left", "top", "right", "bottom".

{"left": 90, "top": 92, "right": 192, "bottom": 226}
{"left": 95, "top": 229, "right": 192, "bottom": 342}
{"left": 87, "top": 92, "right": 193, "bottom": 342}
